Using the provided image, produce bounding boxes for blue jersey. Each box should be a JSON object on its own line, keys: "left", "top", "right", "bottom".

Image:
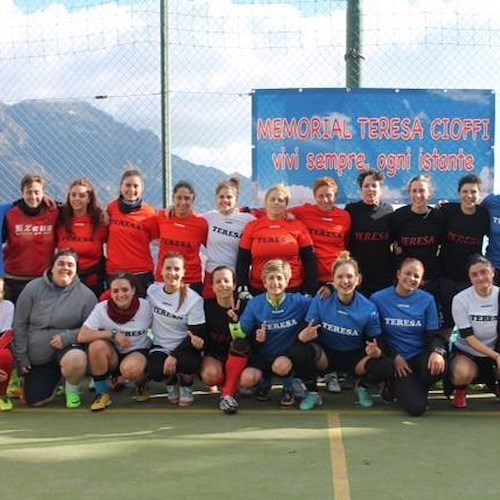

{"left": 240, "top": 292, "right": 311, "bottom": 362}
{"left": 482, "top": 194, "right": 500, "bottom": 268}
{"left": 0, "top": 203, "right": 13, "bottom": 276}
{"left": 306, "top": 291, "right": 381, "bottom": 352}
{"left": 371, "top": 286, "right": 439, "bottom": 360}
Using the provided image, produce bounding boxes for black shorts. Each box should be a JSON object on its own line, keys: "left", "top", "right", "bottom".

{"left": 204, "top": 343, "right": 230, "bottom": 363}
{"left": 452, "top": 346, "right": 497, "bottom": 386}
{"left": 320, "top": 345, "right": 366, "bottom": 375}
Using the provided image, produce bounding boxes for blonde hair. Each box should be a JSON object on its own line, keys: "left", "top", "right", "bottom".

{"left": 264, "top": 184, "right": 290, "bottom": 205}
{"left": 408, "top": 174, "right": 434, "bottom": 195}
{"left": 262, "top": 259, "right": 292, "bottom": 283}
{"left": 332, "top": 251, "right": 361, "bottom": 277}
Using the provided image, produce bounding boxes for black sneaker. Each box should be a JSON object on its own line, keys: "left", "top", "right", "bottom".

{"left": 255, "top": 379, "right": 271, "bottom": 401}
{"left": 219, "top": 395, "right": 239, "bottom": 415}
{"left": 280, "top": 389, "right": 294, "bottom": 406}
{"left": 380, "top": 381, "right": 396, "bottom": 403}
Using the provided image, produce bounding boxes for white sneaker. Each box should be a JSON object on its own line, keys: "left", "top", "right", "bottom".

{"left": 324, "top": 372, "right": 342, "bottom": 393}
{"left": 166, "top": 384, "right": 179, "bottom": 404}
{"left": 178, "top": 385, "right": 194, "bottom": 407}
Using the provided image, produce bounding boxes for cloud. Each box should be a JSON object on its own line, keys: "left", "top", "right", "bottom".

{"left": 1, "top": 0, "right": 499, "bottom": 191}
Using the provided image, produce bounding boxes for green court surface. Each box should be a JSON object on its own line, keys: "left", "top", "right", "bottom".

{"left": 1, "top": 385, "right": 500, "bottom": 499}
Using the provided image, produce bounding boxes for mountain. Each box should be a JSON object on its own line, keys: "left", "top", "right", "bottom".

{"left": 0, "top": 100, "right": 257, "bottom": 212}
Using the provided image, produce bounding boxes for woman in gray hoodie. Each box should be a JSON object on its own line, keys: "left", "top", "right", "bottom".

{"left": 13, "top": 249, "right": 97, "bottom": 407}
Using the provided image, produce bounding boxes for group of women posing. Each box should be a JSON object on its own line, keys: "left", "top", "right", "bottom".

{"left": 0, "top": 168, "right": 498, "bottom": 416}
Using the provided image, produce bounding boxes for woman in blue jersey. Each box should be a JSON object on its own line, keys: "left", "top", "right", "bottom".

{"left": 449, "top": 255, "right": 500, "bottom": 409}
{"left": 293, "top": 251, "right": 393, "bottom": 409}
{"left": 371, "top": 257, "right": 447, "bottom": 416}
{"left": 239, "top": 259, "right": 314, "bottom": 408}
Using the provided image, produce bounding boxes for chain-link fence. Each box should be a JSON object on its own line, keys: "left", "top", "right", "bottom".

{"left": 0, "top": 0, "right": 499, "bottom": 210}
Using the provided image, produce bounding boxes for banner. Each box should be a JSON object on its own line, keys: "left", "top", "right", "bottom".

{"left": 252, "top": 88, "right": 495, "bottom": 204}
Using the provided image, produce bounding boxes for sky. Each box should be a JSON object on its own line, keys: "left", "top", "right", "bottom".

{"left": 2, "top": 0, "right": 500, "bottom": 190}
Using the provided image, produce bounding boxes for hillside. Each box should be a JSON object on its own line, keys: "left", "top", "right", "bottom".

{"left": 0, "top": 100, "right": 256, "bottom": 212}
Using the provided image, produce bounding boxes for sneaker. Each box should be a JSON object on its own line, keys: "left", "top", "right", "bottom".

{"left": 341, "top": 373, "right": 356, "bottom": 390}
{"left": 134, "top": 384, "right": 150, "bottom": 403}
{"left": 355, "top": 384, "right": 373, "bottom": 408}
{"left": 324, "top": 372, "right": 342, "bottom": 393}
{"left": 0, "top": 396, "right": 13, "bottom": 411}
{"left": 166, "top": 384, "right": 180, "bottom": 404}
{"left": 90, "top": 393, "right": 112, "bottom": 412}
{"left": 6, "top": 371, "right": 21, "bottom": 399}
{"left": 379, "top": 381, "right": 395, "bottom": 404}
{"left": 299, "top": 391, "right": 323, "bottom": 411}
{"left": 280, "top": 389, "right": 295, "bottom": 406}
{"left": 178, "top": 385, "right": 194, "bottom": 407}
{"left": 111, "top": 375, "right": 128, "bottom": 392}
{"left": 65, "top": 390, "right": 81, "bottom": 409}
{"left": 290, "top": 378, "right": 307, "bottom": 400}
{"left": 255, "top": 379, "right": 271, "bottom": 402}
{"left": 219, "top": 395, "right": 238, "bottom": 415}
{"left": 453, "top": 388, "right": 467, "bottom": 409}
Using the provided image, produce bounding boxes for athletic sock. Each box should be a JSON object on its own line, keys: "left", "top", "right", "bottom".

{"left": 222, "top": 354, "right": 248, "bottom": 397}
{"left": 93, "top": 375, "right": 109, "bottom": 395}
{"left": 65, "top": 381, "right": 80, "bottom": 393}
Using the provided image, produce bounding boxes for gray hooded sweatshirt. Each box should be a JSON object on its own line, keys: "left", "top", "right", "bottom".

{"left": 13, "top": 270, "right": 97, "bottom": 369}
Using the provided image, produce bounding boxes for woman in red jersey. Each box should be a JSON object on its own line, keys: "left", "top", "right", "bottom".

{"left": 288, "top": 177, "right": 351, "bottom": 286}
{"left": 106, "top": 169, "right": 158, "bottom": 297}
{"left": 57, "top": 179, "right": 108, "bottom": 297}
{"left": 236, "top": 184, "right": 318, "bottom": 297}
{"left": 3, "top": 174, "right": 59, "bottom": 303}
{"left": 155, "top": 181, "right": 208, "bottom": 295}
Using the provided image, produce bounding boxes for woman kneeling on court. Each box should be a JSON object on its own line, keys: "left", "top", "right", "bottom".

{"left": 13, "top": 249, "right": 97, "bottom": 407}
{"left": 293, "top": 252, "right": 393, "bottom": 409}
{"left": 77, "top": 273, "right": 152, "bottom": 411}
{"left": 239, "top": 259, "right": 316, "bottom": 409}
{"left": 147, "top": 254, "right": 206, "bottom": 407}
{"left": 371, "top": 258, "right": 447, "bottom": 416}
{"left": 449, "top": 255, "right": 500, "bottom": 409}
{"left": 201, "top": 266, "right": 250, "bottom": 415}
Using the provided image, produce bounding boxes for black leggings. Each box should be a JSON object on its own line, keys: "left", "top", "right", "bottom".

{"left": 290, "top": 342, "right": 394, "bottom": 391}
{"left": 394, "top": 351, "right": 442, "bottom": 417}
{"left": 147, "top": 348, "right": 201, "bottom": 382}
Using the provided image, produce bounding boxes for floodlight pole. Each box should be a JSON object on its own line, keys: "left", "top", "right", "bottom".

{"left": 345, "top": 0, "right": 363, "bottom": 88}
{"left": 160, "top": 0, "right": 172, "bottom": 208}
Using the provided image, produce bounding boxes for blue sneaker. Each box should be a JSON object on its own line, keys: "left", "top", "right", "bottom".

{"left": 355, "top": 384, "right": 373, "bottom": 408}
{"left": 299, "top": 391, "right": 322, "bottom": 411}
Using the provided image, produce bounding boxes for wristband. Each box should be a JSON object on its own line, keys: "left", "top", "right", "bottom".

{"left": 432, "top": 347, "right": 446, "bottom": 357}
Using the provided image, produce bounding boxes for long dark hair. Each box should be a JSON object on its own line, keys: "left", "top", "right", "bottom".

{"left": 58, "top": 179, "right": 106, "bottom": 236}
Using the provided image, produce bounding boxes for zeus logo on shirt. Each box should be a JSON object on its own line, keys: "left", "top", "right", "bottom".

{"left": 384, "top": 318, "right": 423, "bottom": 327}
{"left": 14, "top": 224, "right": 53, "bottom": 235}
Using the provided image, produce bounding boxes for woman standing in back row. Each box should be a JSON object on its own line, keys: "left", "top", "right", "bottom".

{"left": 106, "top": 169, "right": 158, "bottom": 297}
{"left": 345, "top": 170, "right": 394, "bottom": 297}
{"left": 57, "top": 179, "right": 108, "bottom": 297}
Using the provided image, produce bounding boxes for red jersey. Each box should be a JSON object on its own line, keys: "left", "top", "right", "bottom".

{"left": 4, "top": 205, "right": 58, "bottom": 277}
{"left": 106, "top": 200, "right": 158, "bottom": 275}
{"left": 289, "top": 204, "right": 351, "bottom": 283}
{"left": 155, "top": 210, "right": 208, "bottom": 284}
{"left": 56, "top": 215, "right": 108, "bottom": 273}
{"left": 239, "top": 216, "right": 313, "bottom": 291}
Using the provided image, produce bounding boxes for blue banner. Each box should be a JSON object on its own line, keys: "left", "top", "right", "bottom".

{"left": 252, "top": 88, "right": 495, "bottom": 204}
